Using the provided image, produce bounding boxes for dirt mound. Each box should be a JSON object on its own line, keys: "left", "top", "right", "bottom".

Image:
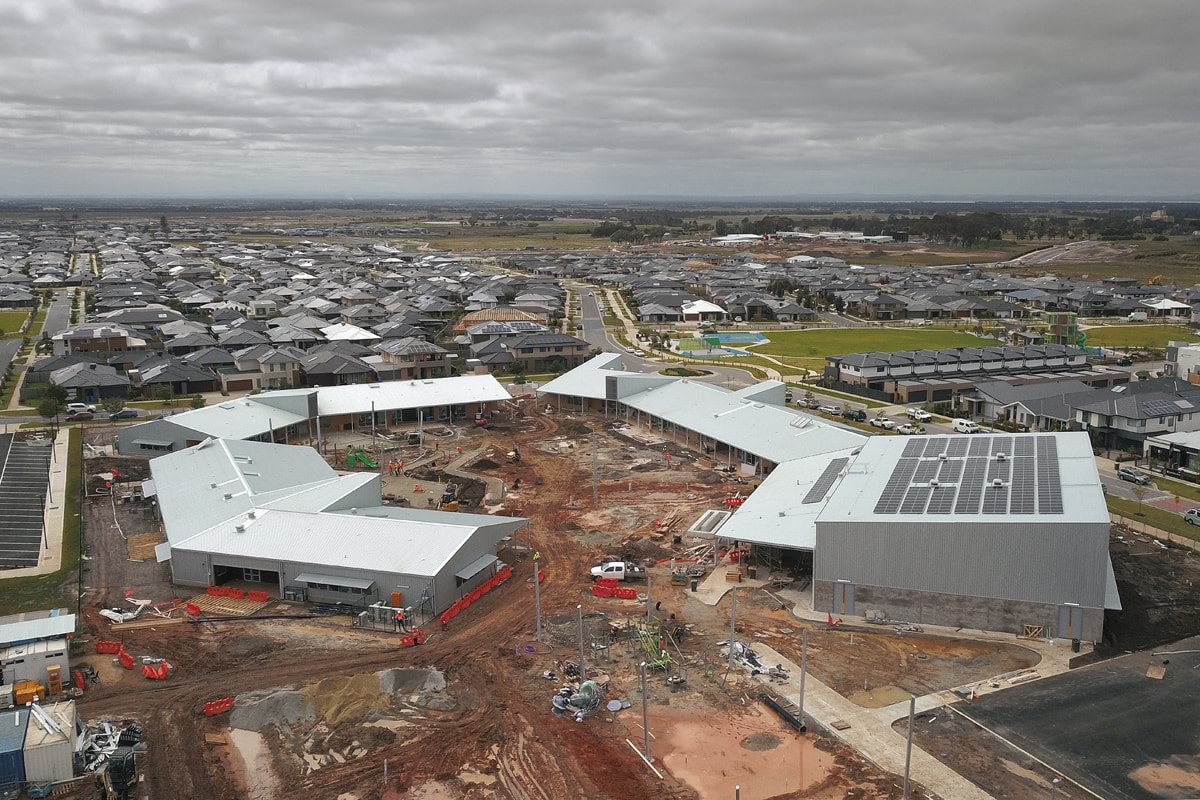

{"left": 472, "top": 458, "right": 500, "bottom": 470}
{"left": 303, "top": 673, "right": 393, "bottom": 727}
{"left": 230, "top": 688, "right": 315, "bottom": 732}
{"left": 324, "top": 723, "right": 397, "bottom": 753}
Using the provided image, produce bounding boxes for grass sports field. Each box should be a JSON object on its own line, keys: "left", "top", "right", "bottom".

{"left": 754, "top": 328, "right": 999, "bottom": 359}
{"left": 1083, "top": 324, "right": 1195, "bottom": 350}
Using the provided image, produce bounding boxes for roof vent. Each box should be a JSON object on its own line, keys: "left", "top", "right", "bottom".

{"left": 223, "top": 493, "right": 233, "bottom": 500}
{"left": 234, "top": 524, "right": 245, "bottom": 532}
{"left": 210, "top": 482, "right": 218, "bottom": 489}
{"left": 247, "top": 511, "right": 256, "bottom": 519}
{"left": 930, "top": 479, "right": 940, "bottom": 487}
{"left": 996, "top": 452, "right": 1007, "bottom": 461}
{"left": 939, "top": 454, "right": 948, "bottom": 461}
{"left": 991, "top": 478, "right": 1004, "bottom": 487}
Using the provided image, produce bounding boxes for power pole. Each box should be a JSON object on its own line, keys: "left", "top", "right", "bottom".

{"left": 728, "top": 587, "right": 737, "bottom": 671}
{"left": 639, "top": 661, "right": 650, "bottom": 758}
{"left": 577, "top": 604, "right": 586, "bottom": 682}
{"left": 645, "top": 571, "right": 651, "bottom": 623}
{"left": 903, "top": 695, "right": 915, "bottom": 799}
{"left": 591, "top": 429, "right": 598, "bottom": 504}
{"left": 532, "top": 538, "right": 542, "bottom": 642}
{"left": 798, "top": 628, "right": 809, "bottom": 733}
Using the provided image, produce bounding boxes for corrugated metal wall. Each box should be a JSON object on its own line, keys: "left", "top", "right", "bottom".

{"left": 815, "top": 520, "right": 1109, "bottom": 607}
{"left": 0, "top": 709, "right": 28, "bottom": 790}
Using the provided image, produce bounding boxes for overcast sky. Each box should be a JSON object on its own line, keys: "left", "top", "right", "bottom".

{"left": 1, "top": 0, "right": 1197, "bottom": 199}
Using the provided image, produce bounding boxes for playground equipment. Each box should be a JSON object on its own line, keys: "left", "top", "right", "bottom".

{"left": 551, "top": 679, "right": 605, "bottom": 721}
{"left": 346, "top": 446, "right": 379, "bottom": 469}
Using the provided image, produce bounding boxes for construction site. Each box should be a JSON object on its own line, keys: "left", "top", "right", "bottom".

{"left": 14, "top": 387, "right": 1198, "bottom": 800}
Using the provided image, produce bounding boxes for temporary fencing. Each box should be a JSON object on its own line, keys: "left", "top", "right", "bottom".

{"left": 202, "top": 697, "right": 235, "bottom": 716}
{"left": 439, "top": 564, "right": 514, "bottom": 628}
{"left": 141, "top": 661, "right": 170, "bottom": 680}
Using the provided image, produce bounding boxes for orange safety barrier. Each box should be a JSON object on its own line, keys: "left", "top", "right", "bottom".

{"left": 596, "top": 577, "right": 619, "bottom": 589}
{"left": 248, "top": 590, "right": 269, "bottom": 603}
{"left": 118, "top": 649, "right": 135, "bottom": 670}
{"left": 591, "top": 584, "right": 614, "bottom": 598}
{"left": 141, "top": 661, "right": 170, "bottom": 680}
{"left": 185, "top": 602, "right": 202, "bottom": 617}
{"left": 74, "top": 670, "right": 85, "bottom": 692}
{"left": 440, "top": 565, "right": 516, "bottom": 628}
{"left": 537, "top": 568, "right": 545, "bottom": 583}
{"left": 614, "top": 587, "right": 638, "bottom": 600}
{"left": 207, "top": 586, "right": 221, "bottom": 596}
{"left": 226, "top": 588, "right": 245, "bottom": 600}
{"left": 203, "top": 697, "right": 235, "bottom": 716}
{"left": 400, "top": 628, "right": 425, "bottom": 647}
{"left": 95, "top": 640, "right": 122, "bottom": 654}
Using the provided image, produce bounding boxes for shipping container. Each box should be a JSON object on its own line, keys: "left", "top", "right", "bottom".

{"left": 0, "top": 708, "right": 29, "bottom": 792}
{"left": 22, "top": 701, "right": 74, "bottom": 784}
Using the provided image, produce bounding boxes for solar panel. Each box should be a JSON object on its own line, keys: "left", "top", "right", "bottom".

{"left": 913, "top": 460, "right": 941, "bottom": 483}
{"left": 874, "top": 458, "right": 920, "bottom": 514}
{"left": 926, "top": 484, "right": 957, "bottom": 514}
{"left": 937, "top": 459, "right": 963, "bottom": 483}
{"left": 991, "top": 436, "right": 1013, "bottom": 455}
{"left": 900, "top": 486, "right": 931, "bottom": 514}
{"left": 946, "top": 439, "right": 969, "bottom": 458}
{"left": 955, "top": 457, "right": 989, "bottom": 514}
{"left": 1013, "top": 437, "right": 1036, "bottom": 458}
{"left": 1010, "top": 456, "right": 1036, "bottom": 514}
{"left": 922, "top": 439, "right": 947, "bottom": 458}
{"left": 982, "top": 484, "right": 1009, "bottom": 514}
{"left": 1037, "top": 436, "right": 1063, "bottom": 513}
{"left": 802, "top": 458, "right": 850, "bottom": 504}
{"left": 969, "top": 437, "right": 990, "bottom": 457}
{"left": 987, "top": 458, "right": 1011, "bottom": 483}
{"left": 902, "top": 439, "right": 926, "bottom": 458}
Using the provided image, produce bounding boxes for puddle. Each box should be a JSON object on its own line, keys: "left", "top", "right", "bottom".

{"left": 228, "top": 728, "right": 280, "bottom": 800}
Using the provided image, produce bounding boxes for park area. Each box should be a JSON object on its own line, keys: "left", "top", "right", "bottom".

{"left": 0, "top": 309, "right": 30, "bottom": 337}
{"left": 749, "top": 327, "right": 999, "bottom": 371}
{"left": 1082, "top": 324, "right": 1195, "bottom": 350}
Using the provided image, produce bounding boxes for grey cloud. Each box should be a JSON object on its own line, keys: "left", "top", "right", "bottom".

{"left": 0, "top": 0, "right": 1198, "bottom": 197}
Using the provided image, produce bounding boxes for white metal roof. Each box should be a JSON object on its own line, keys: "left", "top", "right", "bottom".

{"left": 0, "top": 611, "right": 75, "bottom": 646}
{"left": 713, "top": 448, "right": 860, "bottom": 550}
{"left": 819, "top": 432, "right": 1108, "bottom": 524}
{"left": 621, "top": 379, "right": 865, "bottom": 464}
{"left": 300, "top": 374, "right": 511, "bottom": 417}
{"left": 152, "top": 399, "right": 310, "bottom": 441}
{"left": 293, "top": 572, "right": 375, "bottom": 590}
{"left": 175, "top": 507, "right": 524, "bottom": 578}
{"left": 536, "top": 352, "right": 647, "bottom": 400}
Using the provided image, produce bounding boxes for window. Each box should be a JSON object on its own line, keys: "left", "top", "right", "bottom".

{"left": 138, "top": 442, "right": 173, "bottom": 452}
{"left": 243, "top": 568, "right": 261, "bottom": 582}
{"left": 304, "top": 581, "right": 367, "bottom": 595}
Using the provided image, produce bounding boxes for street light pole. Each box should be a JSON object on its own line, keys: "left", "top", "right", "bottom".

{"left": 728, "top": 587, "right": 737, "bottom": 671}
{"left": 903, "top": 695, "right": 915, "bottom": 799}
{"left": 798, "top": 628, "right": 809, "bottom": 734}
{"left": 577, "top": 604, "right": 586, "bottom": 682}
{"left": 639, "top": 660, "right": 650, "bottom": 758}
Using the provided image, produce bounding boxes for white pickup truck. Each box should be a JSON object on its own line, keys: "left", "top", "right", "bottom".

{"left": 590, "top": 561, "right": 646, "bottom": 582}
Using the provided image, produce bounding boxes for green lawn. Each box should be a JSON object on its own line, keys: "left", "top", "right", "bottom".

{"left": 1107, "top": 495, "right": 1200, "bottom": 543}
{"left": 1082, "top": 324, "right": 1194, "bottom": 350}
{"left": 0, "top": 310, "right": 30, "bottom": 338}
{"left": 787, "top": 382, "right": 889, "bottom": 409}
{"left": 0, "top": 428, "right": 82, "bottom": 615}
{"left": 755, "top": 328, "right": 999, "bottom": 359}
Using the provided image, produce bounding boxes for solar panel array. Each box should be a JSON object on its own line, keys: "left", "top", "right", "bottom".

{"left": 803, "top": 458, "right": 850, "bottom": 504}
{"left": 873, "top": 435, "right": 1067, "bottom": 516}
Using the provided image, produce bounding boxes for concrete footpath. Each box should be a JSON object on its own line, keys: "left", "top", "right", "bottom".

{"left": 752, "top": 641, "right": 994, "bottom": 800}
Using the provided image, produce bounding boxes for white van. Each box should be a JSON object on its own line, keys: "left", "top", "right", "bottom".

{"left": 952, "top": 418, "right": 980, "bottom": 434}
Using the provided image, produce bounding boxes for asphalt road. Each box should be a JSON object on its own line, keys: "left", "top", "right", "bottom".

{"left": 41, "top": 289, "right": 73, "bottom": 339}
{"left": 963, "top": 633, "right": 1200, "bottom": 800}
{"left": 576, "top": 287, "right": 758, "bottom": 389}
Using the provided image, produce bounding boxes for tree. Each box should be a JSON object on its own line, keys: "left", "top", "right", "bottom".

{"left": 159, "top": 215, "right": 169, "bottom": 235}
{"left": 833, "top": 296, "right": 846, "bottom": 314}
{"left": 154, "top": 384, "right": 175, "bottom": 404}
{"left": 102, "top": 397, "right": 126, "bottom": 415}
{"left": 804, "top": 390, "right": 815, "bottom": 407}
{"left": 46, "top": 384, "right": 68, "bottom": 405}
{"left": 1130, "top": 483, "right": 1151, "bottom": 515}
{"left": 36, "top": 398, "right": 60, "bottom": 423}
{"left": 713, "top": 219, "right": 729, "bottom": 237}
{"left": 189, "top": 394, "right": 206, "bottom": 409}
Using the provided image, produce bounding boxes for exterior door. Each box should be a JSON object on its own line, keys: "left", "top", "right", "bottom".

{"left": 833, "top": 582, "right": 855, "bottom": 616}
{"left": 1058, "top": 604, "right": 1082, "bottom": 640}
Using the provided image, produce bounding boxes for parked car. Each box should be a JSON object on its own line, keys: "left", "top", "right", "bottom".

{"left": 1117, "top": 466, "right": 1153, "bottom": 485}
{"left": 817, "top": 404, "right": 841, "bottom": 415}
{"left": 906, "top": 408, "right": 933, "bottom": 422}
{"left": 590, "top": 561, "right": 646, "bottom": 582}
{"left": 896, "top": 424, "right": 926, "bottom": 435}
{"left": 66, "top": 402, "right": 96, "bottom": 413}
{"left": 633, "top": 349, "right": 646, "bottom": 357}
{"left": 869, "top": 416, "right": 896, "bottom": 430}
{"left": 952, "top": 418, "right": 980, "bottom": 434}
{"left": 803, "top": 397, "right": 820, "bottom": 410}
{"left": 65, "top": 411, "right": 93, "bottom": 421}
{"left": 1184, "top": 508, "right": 1200, "bottom": 525}
{"left": 843, "top": 408, "right": 867, "bottom": 422}
{"left": 1115, "top": 356, "right": 1133, "bottom": 367}
{"left": 108, "top": 409, "right": 139, "bottom": 420}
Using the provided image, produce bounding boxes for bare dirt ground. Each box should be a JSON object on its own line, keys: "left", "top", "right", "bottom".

{"left": 1104, "top": 530, "right": 1200, "bottom": 652}
{"left": 74, "top": 409, "right": 932, "bottom": 800}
